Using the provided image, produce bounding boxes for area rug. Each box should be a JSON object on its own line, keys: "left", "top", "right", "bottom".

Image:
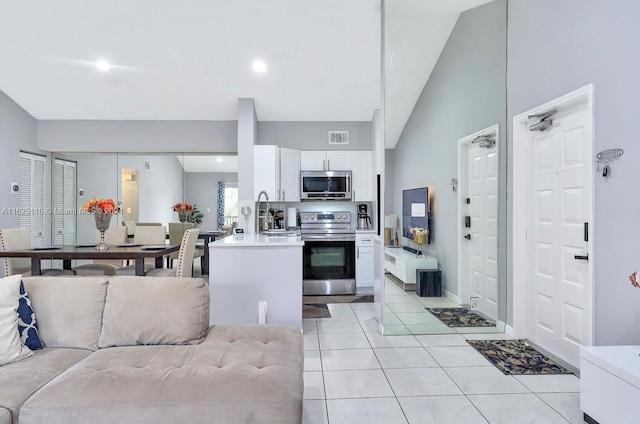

{"left": 426, "top": 307, "right": 495, "bottom": 327}
{"left": 303, "top": 304, "right": 331, "bottom": 319}
{"left": 467, "top": 339, "right": 573, "bottom": 375}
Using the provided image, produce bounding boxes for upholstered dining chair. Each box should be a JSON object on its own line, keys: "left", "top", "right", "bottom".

{"left": 167, "top": 223, "right": 204, "bottom": 269}
{"left": 0, "top": 228, "right": 75, "bottom": 277}
{"left": 73, "top": 226, "right": 128, "bottom": 276}
{"left": 114, "top": 225, "right": 167, "bottom": 276}
{"left": 146, "top": 229, "right": 200, "bottom": 278}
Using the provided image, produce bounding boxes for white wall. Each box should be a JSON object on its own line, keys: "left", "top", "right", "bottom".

{"left": 507, "top": 0, "right": 640, "bottom": 345}
{"left": 391, "top": 1, "right": 507, "bottom": 315}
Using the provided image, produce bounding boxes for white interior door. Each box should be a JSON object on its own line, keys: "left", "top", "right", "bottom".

{"left": 467, "top": 142, "right": 499, "bottom": 321}
{"left": 526, "top": 99, "right": 591, "bottom": 367}
{"left": 53, "top": 159, "right": 77, "bottom": 246}
{"left": 19, "top": 152, "right": 46, "bottom": 248}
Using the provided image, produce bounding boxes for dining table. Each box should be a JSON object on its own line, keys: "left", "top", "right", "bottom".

{"left": 198, "top": 230, "right": 227, "bottom": 275}
{"left": 0, "top": 244, "right": 180, "bottom": 276}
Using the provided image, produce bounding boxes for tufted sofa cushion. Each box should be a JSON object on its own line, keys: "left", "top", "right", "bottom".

{"left": 0, "top": 348, "right": 91, "bottom": 424}
{"left": 20, "top": 325, "right": 304, "bottom": 424}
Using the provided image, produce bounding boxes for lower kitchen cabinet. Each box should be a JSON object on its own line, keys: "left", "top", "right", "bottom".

{"left": 355, "top": 234, "right": 375, "bottom": 288}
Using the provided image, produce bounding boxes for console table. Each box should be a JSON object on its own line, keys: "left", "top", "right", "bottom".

{"left": 580, "top": 345, "right": 640, "bottom": 424}
{"left": 384, "top": 247, "right": 437, "bottom": 290}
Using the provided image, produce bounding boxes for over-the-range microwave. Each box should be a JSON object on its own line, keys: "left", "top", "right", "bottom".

{"left": 300, "top": 170, "right": 352, "bottom": 201}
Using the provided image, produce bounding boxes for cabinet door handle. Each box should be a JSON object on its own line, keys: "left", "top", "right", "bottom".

{"left": 323, "top": 159, "right": 326, "bottom": 171}
{"left": 283, "top": 190, "right": 285, "bottom": 201}
{"left": 327, "top": 159, "right": 330, "bottom": 170}
{"left": 357, "top": 247, "right": 359, "bottom": 259}
{"left": 574, "top": 255, "right": 589, "bottom": 261}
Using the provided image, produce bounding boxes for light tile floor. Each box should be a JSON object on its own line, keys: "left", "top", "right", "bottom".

{"left": 302, "top": 279, "right": 583, "bottom": 424}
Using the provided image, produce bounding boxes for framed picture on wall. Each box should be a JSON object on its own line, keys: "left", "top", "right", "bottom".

{"left": 402, "top": 186, "right": 431, "bottom": 244}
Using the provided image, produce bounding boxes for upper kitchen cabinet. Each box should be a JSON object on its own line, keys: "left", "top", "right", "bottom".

{"left": 254, "top": 145, "right": 280, "bottom": 201}
{"left": 280, "top": 147, "right": 300, "bottom": 202}
{"left": 254, "top": 146, "right": 301, "bottom": 202}
{"left": 351, "top": 151, "right": 373, "bottom": 201}
{"left": 301, "top": 151, "right": 352, "bottom": 171}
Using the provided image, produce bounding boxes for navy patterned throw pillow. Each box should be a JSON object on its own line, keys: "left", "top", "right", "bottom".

{"left": 17, "top": 281, "right": 43, "bottom": 350}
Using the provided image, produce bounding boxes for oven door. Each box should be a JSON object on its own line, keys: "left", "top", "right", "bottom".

{"left": 302, "top": 237, "right": 356, "bottom": 295}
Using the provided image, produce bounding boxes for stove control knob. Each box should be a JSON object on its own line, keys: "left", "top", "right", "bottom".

{"left": 342, "top": 214, "right": 347, "bottom": 219}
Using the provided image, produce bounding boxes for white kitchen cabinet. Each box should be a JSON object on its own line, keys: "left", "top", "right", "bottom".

{"left": 300, "top": 151, "right": 352, "bottom": 171}
{"left": 351, "top": 151, "right": 373, "bottom": 201}
{"left": 254, "top": 145, "right": 280, "bottom": 201}
{"left": 356, "top": 233, "right": 375, "bottom": 288}
{"left": 280, "top": 147, "right": 300, "bottom": 202}
{"left": 326, "top": 151, "right": 352, "bottom": 171}
{"left": 300, "top": 151, "right": 326, "bottom": 171}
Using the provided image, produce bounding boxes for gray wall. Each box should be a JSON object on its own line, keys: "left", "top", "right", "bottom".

{"left": 391, "top": 1, "right": 507, "bottom": 311}
{"left": 258, "top": 121, "right": 372, "bottom": 150}
{"left": 37, "top": 120, "right": 238, "bottom": 153}
{"left": 507, "top": 0, "right": 640, "bottom": 345}
{"left": 0, "top": 91, "right": 51, "bottom": 242}
{"left": 185, "top": 172, "right": 237, "bottom": 230}
{"left": 384, "top": 149, "right": 395, "bottom": 216}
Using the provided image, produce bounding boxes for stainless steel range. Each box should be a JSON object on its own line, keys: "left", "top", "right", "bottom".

{"left": 301, "top": 211, "right": 356, "bottom": 295}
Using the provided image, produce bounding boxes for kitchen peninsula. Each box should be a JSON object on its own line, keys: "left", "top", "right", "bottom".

{"left": 208, "top": 234, "right": 304, "bottom": 329}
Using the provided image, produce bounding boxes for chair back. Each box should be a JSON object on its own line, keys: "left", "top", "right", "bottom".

{"left": 95, "top": 226, "right": 128, "bottom": 245}
{"left": 0, "top": 228, "right": 31, "bottom": 276}
{"left": 168, "top": 222, "right": 194, "bottom": 246}
{"left": 133, "top": 226, "right": 166, "bottom": 245}
{"left": 175, "top": 229, "right": 200, "bottom": 278}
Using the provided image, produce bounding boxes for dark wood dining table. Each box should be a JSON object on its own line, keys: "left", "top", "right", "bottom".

{"left": 0, "top": 244, "right": 180, "bottom": 276}
{"left": 198, "top": 230, "right": 227, "bottom": 275}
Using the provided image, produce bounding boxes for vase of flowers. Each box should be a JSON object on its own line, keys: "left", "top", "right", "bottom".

{"left": 81, "top": 197, "right": 121, "bottom": 252}
{"left": 172, "top": 202, "right": 194, "bottom": 223}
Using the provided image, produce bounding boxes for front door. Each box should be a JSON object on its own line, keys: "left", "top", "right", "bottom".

{"left": 525, "top": 97, "right": 592, "bottom": 367}
{"left": 467, "top": 140, "right": 499, "bottom": 321}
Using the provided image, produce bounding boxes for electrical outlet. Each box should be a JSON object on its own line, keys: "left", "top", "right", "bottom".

{"left": 470, "top": 297, "right": 479, "bottom": 310}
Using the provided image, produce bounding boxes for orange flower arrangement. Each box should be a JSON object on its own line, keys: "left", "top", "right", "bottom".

{"left": 172, "top": 202, "right": 194, "bottom": 212}
{"left": 81, "top": 197, "right": 121, "bottom": 214}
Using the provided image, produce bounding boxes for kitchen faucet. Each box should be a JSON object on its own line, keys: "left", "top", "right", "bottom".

{"left": 256, "top": 191, "right": 271, "bottom": 232}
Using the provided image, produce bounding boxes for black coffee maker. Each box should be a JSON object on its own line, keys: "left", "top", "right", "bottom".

{"left": 356, "top": 204, "right": 371, "bottom": 230}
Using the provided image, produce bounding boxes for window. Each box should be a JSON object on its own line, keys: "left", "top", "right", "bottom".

{"left": 223, "top": 185, "right": 238, "bottom": 226}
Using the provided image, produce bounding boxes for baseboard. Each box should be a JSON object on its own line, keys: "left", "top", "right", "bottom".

{"left": 505, "top": 325, "right": 515, "bottom": 338}
{"left": 583, "top": 413, "right": 599, "bottom": 424}
{"left": 443, "top": 289, "right": 461, "bottom": 305}
{"left": 495, "top": 320, "right": 506, "bottom": 332}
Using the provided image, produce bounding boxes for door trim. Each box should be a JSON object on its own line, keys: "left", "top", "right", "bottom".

{"left": 457, "top": 124, "right": 502, "bottom": 328}
{"left": 511, "top": 83, "right": 595, "bottom": 345}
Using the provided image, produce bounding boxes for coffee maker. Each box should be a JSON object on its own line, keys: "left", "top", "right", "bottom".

{"left": 356, "top": 204, "right": 372, "bottom": 230}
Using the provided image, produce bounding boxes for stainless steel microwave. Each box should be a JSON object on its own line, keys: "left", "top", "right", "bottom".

{"left": 300, "top": 171, "right": 352, "bottom": 200}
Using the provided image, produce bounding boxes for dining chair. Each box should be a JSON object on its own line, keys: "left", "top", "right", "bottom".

{"left": 114, "top": 225, "right": 167, "bottom": 275}
{"left": 146, "top": 229, "right": 200, "bottom": 278}
{"left": 0, "top": 228, "right": 75, "bottom": 277}
{"left": 167, "top": 223, "right": 204, "bottom": 269}
{"left": 73, "top": 227, "right": 128, "bottom": 276}
{"left": 122, "top": 220, "right": 136, "bottom": 241}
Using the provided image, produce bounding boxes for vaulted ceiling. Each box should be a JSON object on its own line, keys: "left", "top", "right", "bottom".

{"left": 0, "top": 0, "right": 493, "bottom": 149}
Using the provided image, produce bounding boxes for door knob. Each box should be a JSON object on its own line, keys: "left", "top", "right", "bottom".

{"left": 574, "top": 255, "right": 589, "bottom": 261}
{"left": 464, "top": 234, "right": 471, "bottom": 240}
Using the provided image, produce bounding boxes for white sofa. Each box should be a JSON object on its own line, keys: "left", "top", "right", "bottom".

{"left": 0, "top": 276, "right": 304, "bottom": 424}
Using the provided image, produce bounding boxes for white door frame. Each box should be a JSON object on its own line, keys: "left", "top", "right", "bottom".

{"left": 511, "top": 84, "right": 595, "bottom": 343}
{"left": 457, "top": 124, "right": 502, "bottom": 328}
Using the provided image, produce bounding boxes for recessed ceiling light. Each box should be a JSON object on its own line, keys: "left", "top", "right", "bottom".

{"left": 216, "top": 157, "right": 223, "bottom": 162}
{"left": 96, "top": 60, "right": 110, "bottom": 71}
{"left": 252, "top": 60, "right": 267, "bottom": 73}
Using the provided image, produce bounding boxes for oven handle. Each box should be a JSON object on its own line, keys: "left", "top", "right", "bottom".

{"left": 302, "top": 235, "right": 356, "bottom": 242}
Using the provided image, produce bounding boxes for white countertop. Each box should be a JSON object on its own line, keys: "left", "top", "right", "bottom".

{"left": 581, "top": 345, "right": 640, "bottom": 388}
{"left": 210, "top": 234, "right": 304, "bottom": 247}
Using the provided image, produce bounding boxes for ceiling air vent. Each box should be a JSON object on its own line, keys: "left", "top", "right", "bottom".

{"left": 328, "top": 131, "right": 349, "bottom": 145}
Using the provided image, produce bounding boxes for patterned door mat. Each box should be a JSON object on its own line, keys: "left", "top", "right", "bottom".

{"left": 426, "top": 307, "right": 495, "bottom": 327}
{"left": 303, "top": 304, "right": 331, "bottom": 319}
{"left": 467, "top": 340, "right": 573, "bottom": 375}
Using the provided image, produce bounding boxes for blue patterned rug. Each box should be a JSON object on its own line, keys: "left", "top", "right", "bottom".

{"left": 467, "top": 339, "right": 573, "bottom": 375}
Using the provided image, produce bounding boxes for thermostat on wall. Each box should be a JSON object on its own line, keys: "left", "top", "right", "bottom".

{"left": 233, "top": 228, "right": 245, "bottom": 235}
